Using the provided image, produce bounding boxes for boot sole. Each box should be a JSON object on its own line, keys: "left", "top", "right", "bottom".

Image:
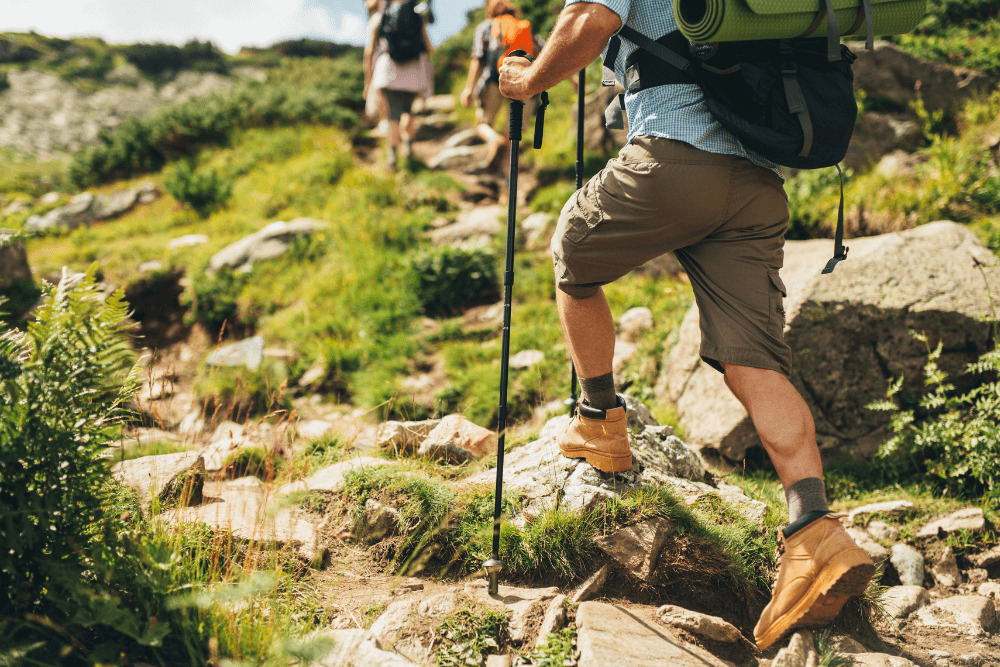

{"left": 755, "top": 551, "right": 875, "bottom": 651}
{"left": 558, "top": 443, "right": 632, "bottom": 473}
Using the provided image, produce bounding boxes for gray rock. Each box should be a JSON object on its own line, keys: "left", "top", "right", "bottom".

{"left": 967, "top": 568, "right": 988, "bottom": 585}
{"left": 374, "top": 420, "right": 440, "bottom": 455}
{"left": 571, "top": 565, "right": 609, "bottom": 603}
{"left": 595, "top": 517, "right": 672, "bottom": 582}
{"left": 357, "top": 499, "right": 400, "bottom": 542}
{"left": 521, "top": 212, "right": 554, "bottom": 249}
{"left": 976, "top": 582, "right": 1000, "bottom": 600}
{"left": 205, "top": 336, "right": 264, "bottom": 370}
{"left": 850, "top": 654, "right": 919, "bottom": 667}
{"left": 658, "top": 222, "right": 1000, "bottom": 464}
{"left": 418, "top": 415, "right": 496, "bottom": 462}
{"left": 655, "top": 604, "right": 741, "bottom": 643}
{"left": 914, "top": 595, "right": 999, "bottom": 636}
{"left": 621, "top": 394, "right": 659, "bottom": 431}
{"left": 970, "top": 545, "right": 1000, "bottom": 568}
{"left": 509, "top": 349, "right": 544, "bottom": 369}
{"left": 931, "top": 547, "right": 962, "bottom": 587}
{"left": 428, "top": 145, "right": 479, "bottom": 171}
{"left": 535, "top": 594, "right": 567, "bottom": 646}
{"left": 891, "top": 543, "right": 925, "bottom": 587}
{"left": 168, "top": 234, "right": 209, "bottom": 249}
{"left": 881, "top": 585, "right": 930, "bottom": 618}
{"left": 575, "top": 602, "right": 729, "bottom": 667}
{"left": 847, "top": 526, "right": 890, "bottom": 564}
{"left": 278, "top": 457, "right": 393, "bottom": 496}
{"left": 866, "top": 520, "right": 900, "bottom": 543}
{"left": 848, "top": 500, "right": 915, "bottom": 522}
{"left": 618, "top": 307, "right": 654, "bottom": 341}
{"left": 113, "top": 451, "right": 205, "bottom": 508}
{"left": 772, "top": 630, "right": 817, "bottom": 667}
{"left": 429, "top": 205, "right": 503, "bottom": 249}
{"left": 630, "top": 425, "right": 707, "bottom": 482}
{"left": 24, "top": 192, "right": 94, "bottom": 233}
{"left": 917, "top": 508, "right": 987, "bottom": 538}
{"left": 309, "top": 629, "right": 416, "bottom": 666}
{"left": 209, "top": 218, "right": 326, "bottom": 273}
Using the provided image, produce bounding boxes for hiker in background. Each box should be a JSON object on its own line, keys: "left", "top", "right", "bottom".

{"left": 460, "top": 0, "right": 542, "bottom": 174}
{"left": 365, "top": 0, "right": 435, "bottom": 169}
{"left": 498, "top": 0, "right": 875, "bottom": 652}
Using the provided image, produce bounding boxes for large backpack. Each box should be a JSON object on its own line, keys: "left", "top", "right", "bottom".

{"left": 484, "top": 14, "right": 536, "bottom": 83}
{"left": 605, "top": 12, "right": 864, "bottom": 273}
{"left": 379, "top": 0, "right": 425, "bottom": 64}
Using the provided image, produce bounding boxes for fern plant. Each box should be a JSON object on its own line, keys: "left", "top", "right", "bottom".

{"left": 0, "top": 268, "right": 182, "bottom": 662}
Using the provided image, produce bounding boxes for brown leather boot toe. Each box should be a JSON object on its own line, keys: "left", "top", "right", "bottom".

{"left": 754, "top": 514, "right": 876, "bottom": 651}
{"left": 557, "top": 398, "right": 632, "bottom": 473}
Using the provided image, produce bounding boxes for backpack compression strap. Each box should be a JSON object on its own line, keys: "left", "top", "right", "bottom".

{"left": 821, "top": 164, "right": 849, "bottom": 274}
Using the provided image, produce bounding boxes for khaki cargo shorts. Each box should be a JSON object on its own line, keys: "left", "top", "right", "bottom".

{"left": 552, "top": 135, "right": 792, "bottom": 376}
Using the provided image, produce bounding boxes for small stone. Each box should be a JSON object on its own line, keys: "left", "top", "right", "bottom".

{"left": 772, "top": 630, "right": 817, "bottom": 667}
{"left": 967, "top": 568, "right": 988, "bottom": 585}
{"left": 358, "top": 499, "right": 400, "bottom": 542}
{"left": 847, "top": 526, "right": 890, "bottom": 564}
{"left": 969, "top": 545, "right": 1000, "bottom": 568}
{"left": 535, "top": 594, "right": 567, "bottom": 646}
{"left": 931, "top": 547, "right": 962, "bottom": 587}
{"left": 976, "top": 582, "right": 1000, "bottom": 600}
{"left": 594, "top": 517, "right": 673, "bottom": 582}
{"left": 618, "top": 307, "right": 654, "bottom": 341}
{"left": 374, "top": 420, "right": 440, "bottom": 455}
{"left": 655, "top": 604, "right": 741, "bottom": 643}
{"left": 866, "top": 520, "right": 900, "bottom": 543}
{"left": 881, "top": 585, "right": 930, "bottom": 618}
{"left": 168, "top": 233, "right": 209, "bottom": 249}
{"left": 509, "top": 349, "right": 544, "bottom": 369}
{"left": 890, "top": 543, "right": 925, "bottom": 587}
{"left": 848, "top": 500, "right": 915, "bottom": 523}
{"left": 571, "top": 565, "right": 609, "bottom": 603}
{"left": 917, "top": 508, "right": 987, "bottom": 539}
{"left": 915, "top": 595, "right": 998, "bottom": 636}
{"left": 485, "top": 656, "right": 512, "bottom": 667}
{"left": 205, "top": 336, "right": 265, "bottom": 370}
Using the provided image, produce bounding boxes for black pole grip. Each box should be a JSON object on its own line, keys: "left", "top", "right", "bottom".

{"left": 508, "top": 100, "right": 524, "bottom": 142}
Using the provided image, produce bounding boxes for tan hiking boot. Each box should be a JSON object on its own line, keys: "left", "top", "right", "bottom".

{"left": 557, "top": 398, "right": 632, "bottom": 473}
{"left": 754, "top": 514, "right": 876, "bottom": 651}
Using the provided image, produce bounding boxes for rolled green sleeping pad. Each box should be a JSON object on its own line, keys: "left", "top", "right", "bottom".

{"left": 675, "top": 0, "right": 926, "bottom": 43}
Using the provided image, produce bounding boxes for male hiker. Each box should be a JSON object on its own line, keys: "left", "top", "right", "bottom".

{"left": 497, "top": 0, "right": 876, "bottom": 651}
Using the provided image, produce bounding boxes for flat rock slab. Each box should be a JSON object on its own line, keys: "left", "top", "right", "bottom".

{"left": 162, "top": 486, "right": 321, "bottom": 562}
{"left": 914, "top": 595, "right": 998, "bottom": 636}
{"left": 848, "top": 500, "right": 915, "bottom": 522}
{"left": 850, "top": 654, "right": 919, "bottom": 667}
{"left": 113, "top": 451, "right": 205, "bottom": 507}
{"left": 311, "top": 629, "right": 416, "bottom": 666}
{"left": 655, "top": 604, "right": 741, "bottom": 643}
{"left": 278, "top": 456, "right": 393, "bottom": 496}
{"left": 917, "top": 508, "right": 987, "bottom": 538}
{"left": 465, "top": 413, "right": 764, "bottom": 527}
{"left": 575, "top": 602, "right": 729, "bottom": 667}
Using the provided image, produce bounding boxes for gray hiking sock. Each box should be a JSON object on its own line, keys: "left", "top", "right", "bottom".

{"left": 580, "top": 372, "right": 617, "bottom": 411}
{"left": 784, "top": 476, "right": 829, "bottom": 524}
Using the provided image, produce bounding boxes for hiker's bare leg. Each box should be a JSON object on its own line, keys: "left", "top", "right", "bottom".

{"left": 401, "top": 111, "right": 415, "bottom": 143}
{"left": 722, "top": 363, "right": 823, "bottom": 487}
{"left": 387, "top": 119, "right": 401, "bottom": 148}
{"left": 556, "top": 288, "right": 615, "bottom": 379}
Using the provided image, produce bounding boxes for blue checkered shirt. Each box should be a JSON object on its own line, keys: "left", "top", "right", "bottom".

{"left": 565, "top": 0, "right": 783, "bottom": 177}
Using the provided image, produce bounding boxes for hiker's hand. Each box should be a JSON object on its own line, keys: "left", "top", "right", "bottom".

{"left": 460, "top": 86, "right": 474, "bottom": 108}
{"left": 499, "top": 56, "right": 533, "bottom": 101}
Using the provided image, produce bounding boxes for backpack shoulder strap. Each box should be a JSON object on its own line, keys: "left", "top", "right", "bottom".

{"left": 617, "top": 26, "right": 692, "bottom": 75}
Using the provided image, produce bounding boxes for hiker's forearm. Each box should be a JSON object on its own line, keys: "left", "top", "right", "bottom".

{"left": 500, "top": 3, "right": 621, "bottom": 99}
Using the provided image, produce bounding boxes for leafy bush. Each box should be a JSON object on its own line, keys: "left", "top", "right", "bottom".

{"left": 870, "top": 334, "right": 1000, "bottom": 498}
{"left": 69, "top": 56, "right": 363, "bottom": 188}
{"left": 120, "top": 40, "right": 228, "bottom": 78}
{"left": 0, "top": 269, "right": 202, "bottom": 663}
{"left": 434, "top": 606, "right": 510, "bottom": 667}
{"left": 409, "top": 246, "right": 500, "bottom": 317}
{"left": 165, "top": 160, "right": 233, "bottom": 218}
{"left": 183, "top": 268, "right": 248, "bottom": 336}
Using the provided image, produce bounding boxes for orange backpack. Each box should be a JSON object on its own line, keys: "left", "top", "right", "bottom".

{"left": 486, "top": 14, "right": 535, "bottom": 80}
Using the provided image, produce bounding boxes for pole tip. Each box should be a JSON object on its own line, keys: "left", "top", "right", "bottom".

{"left": 484, "top": 557, "right": 503, "bottom": 596}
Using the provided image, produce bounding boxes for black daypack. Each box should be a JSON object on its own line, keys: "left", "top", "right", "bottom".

{"left": 606, "top": 18, "right": 865, "bottom": 273}
{"left": 379, "top": 0, "right": 425, "bottom": 64}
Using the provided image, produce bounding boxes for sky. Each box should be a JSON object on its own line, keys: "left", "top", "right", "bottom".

{"left": 3, "top": 0, "right": 484, "bottom": 53}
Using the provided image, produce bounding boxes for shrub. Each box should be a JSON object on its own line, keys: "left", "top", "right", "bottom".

{"left": 0, "top": 269, "right": 203, "bottom": 663}
{"left": 870, "top": 333, "right": 1000, "bottom": 498}
{"left": 120, "top": 40, "right": 228, "bottom": 78}
{"left": 409, "top": 246, "right": 500, "bottom": 318}
{"left": 183, "top": 268, "right": 248, "bottom": 336}
{"left": 165, "top": 160, "right": 233, "bottom": 218}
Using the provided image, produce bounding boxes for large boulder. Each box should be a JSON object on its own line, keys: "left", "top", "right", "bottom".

{"left": 657, "top": 222, "right": 1000, "bottom": 464}
{"left": 464, "top": 402, "right": 767, "bottom": 528}
{"left": 113, "top": 451, "right": 205, "bottom": 508}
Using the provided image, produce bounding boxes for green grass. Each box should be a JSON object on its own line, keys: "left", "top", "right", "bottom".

{"left": 520, "top": 627, "right": 577, "bottom": 666}
{"left": 117, "top": 439, "right": 189, "bottom": 461}
{"left": 434, "top": 605, "right": 511, "bottom": 667}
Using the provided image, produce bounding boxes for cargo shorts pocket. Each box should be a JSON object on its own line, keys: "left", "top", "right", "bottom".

{"left": 767, "top": 271, "right": 787, "bottom": 339}
{"left": 558, "top": 169, "right": 606, "bottom": 246}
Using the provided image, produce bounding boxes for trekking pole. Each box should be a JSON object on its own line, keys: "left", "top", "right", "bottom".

{"left": 486, "top": 53, "right": 548, "bottom": 597}
{"left": 565, "top": 67, "right": 586, "bottom": 417}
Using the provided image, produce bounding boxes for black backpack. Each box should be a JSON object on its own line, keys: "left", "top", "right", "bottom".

{"left": 606, "top": 15, "right": 870, "bottom": 273}
{"left": 379, "top": 0, "right": 425, "bottom": 64}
